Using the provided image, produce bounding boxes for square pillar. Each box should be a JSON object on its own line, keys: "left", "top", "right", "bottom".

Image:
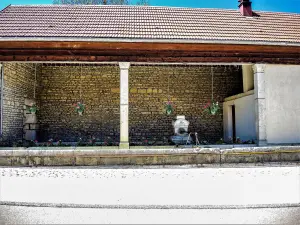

{"left": 119, "top": 62, "right": 130, "bottom": 149}
{"left": 253, "top": 64, "right": 267, "bottom": 146}
{"left": 0, "top": 63, "right": 3, "bottom": 136}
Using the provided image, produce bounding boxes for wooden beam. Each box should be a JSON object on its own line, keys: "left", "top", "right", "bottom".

{"left": 0, "top": 49, "right": 299, "bottom": 59}
{"left": 0, "top": 55, "right": 299, "bottom": 64}
{"left": 1, "top": 41, "right": 300, "bottom": 54}
{"left": 0, "top": 41, "right": 299, "bottom": 63}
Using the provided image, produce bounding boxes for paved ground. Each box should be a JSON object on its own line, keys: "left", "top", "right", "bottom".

{"left": 1, "top": 205, "right": 300, "bottom": 224}
{"left": 1, "top": 166, "right": 300, "bottom": 206}
{"left": 0, "top": 165, "right": 300, "bottom": 224}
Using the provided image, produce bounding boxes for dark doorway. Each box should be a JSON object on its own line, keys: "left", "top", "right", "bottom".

{"left": 232, "top": 105, "right": 236, "bottom": 142}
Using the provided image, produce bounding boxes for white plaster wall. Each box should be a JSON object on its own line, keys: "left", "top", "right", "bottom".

{"left": 223, "top": 94, "right": 256, "bottom": 142}
{"left": 223, "top": 101, "right": 232, "bottom": 141}
{"left": 265, "top": 65, "right": 300, "bottom": 144}
{"left": 242, "top": 65, "right": 254, "bottom": 92}
{"left": 235, "top": 94, "right": 256, "bottom": 141}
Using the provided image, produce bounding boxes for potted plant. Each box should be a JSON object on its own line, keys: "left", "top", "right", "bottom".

{"left": 88, "top": 136, "right": 96, "bottom": 146}
{"left": 203, "top": 100, "right": 220, "bottom": 115}
{"left": 164, "top": 100, "right": 174, "bottom": 115}
{"left": 47, "top": 138, "right": 54, "bottom": 147}
{"left": 28, "top": 103, "right": 37, "bottom": 114}
{"left": 57, "top": 140, "right": 63, "bottom": 146}
{"left": 74, "top": 102, "right": 85, "bottom": 116}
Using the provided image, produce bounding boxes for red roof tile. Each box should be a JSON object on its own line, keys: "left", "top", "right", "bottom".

{"left": 0, "top": 5, "right": 300, "bottom": 45}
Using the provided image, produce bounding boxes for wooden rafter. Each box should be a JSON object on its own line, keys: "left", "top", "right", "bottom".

{"left": 0, "top": 41, "right": 299, "bottom": 63}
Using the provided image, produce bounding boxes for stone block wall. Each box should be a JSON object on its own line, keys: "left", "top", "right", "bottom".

{"left": 38, "top": 65, "right": 120, "bottom": 142}
{"left": 0, "top": 63, "right": 38, "bottom": 144}
{"left": 129, "top": 65, "right": 242, "bottom": 144}
{"left": 1, "top": 63, "right": 242, "bottom": 145}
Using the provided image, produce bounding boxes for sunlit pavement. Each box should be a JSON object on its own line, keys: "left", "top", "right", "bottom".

{"left": 1, "top": 205, "right": 300, "bottom": 224}
{"left": 0, "top": 165, "right": 300, "bottom": 224}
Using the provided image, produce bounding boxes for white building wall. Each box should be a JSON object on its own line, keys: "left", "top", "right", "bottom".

{"left": 235, "top": 94, "right": 256, "bottom": 141}
{"left": 265, "top": 65, "right": 300, "bottom": 144}
{"left": 223, "top": 92, "right": 256, "bottom": 142}
{"left": 223, "top": 100, "right": 232, "bottom": 141}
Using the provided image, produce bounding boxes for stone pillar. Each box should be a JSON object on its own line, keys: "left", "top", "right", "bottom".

{"left": 0, "top": 63, "right": 3, "bottom": 136}
{"left": 253, "top": 64, "right": 267, "bottom": 146}
{"left": 119, "top": 62, "right": 130, "bottom": 149}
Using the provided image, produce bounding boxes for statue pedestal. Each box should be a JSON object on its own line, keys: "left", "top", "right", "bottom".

{"left": 171, "top": 134, "right": 191, "bottom": 145}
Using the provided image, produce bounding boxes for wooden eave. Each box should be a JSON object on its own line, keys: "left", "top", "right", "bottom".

{"left": 0, "top": 41, "right": 300, "bottom": 64}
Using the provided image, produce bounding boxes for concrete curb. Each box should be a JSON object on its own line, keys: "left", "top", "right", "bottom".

{"left": 1, "top": 201, "right": 300, "bottom": 210}
{"left": 0, "top": 146, "right": 300, "bottom": 166}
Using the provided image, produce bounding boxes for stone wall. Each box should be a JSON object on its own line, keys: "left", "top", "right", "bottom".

{"left": 1, "top": 63, "right": 38, "bottom": 144}
{"left": 1, "top": 63, "right": 243, "bottom": 145}
{"left": 38, "top": 64, "right": 120, "bottom": 142}
{"left": 129, "top": 65, "right": 242, "bottom": 144}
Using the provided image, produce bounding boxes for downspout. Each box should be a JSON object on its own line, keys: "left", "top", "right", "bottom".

{"left": 0, "top": 63, "right": 3, "bottom": 136}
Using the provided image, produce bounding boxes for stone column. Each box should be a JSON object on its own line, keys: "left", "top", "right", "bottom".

{"left": 253, "top": 64, "right": 267, "bottom": 146}
{"left": 119, "top": 62, "right": 130, "bottom": 149}
{"left": 0, "top": 63, "right": 3, "bottom": 136}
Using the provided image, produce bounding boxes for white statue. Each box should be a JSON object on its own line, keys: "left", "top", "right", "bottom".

{"left": 171, "top": 115, "right": 191, "bottom": 145}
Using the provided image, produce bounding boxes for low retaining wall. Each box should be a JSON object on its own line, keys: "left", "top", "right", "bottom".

{"left": 0, "top": 146, "right": 300, "bottom": 166}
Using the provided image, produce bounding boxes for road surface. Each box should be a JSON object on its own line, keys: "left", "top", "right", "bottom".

{"left": 1, "top": 205, "right": 300, "bottom": 224}
{"left": 0, "top": 165, "right": 300, "bottom": 224}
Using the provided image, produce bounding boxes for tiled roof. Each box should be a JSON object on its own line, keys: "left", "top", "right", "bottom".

{"left": 0, "top": 5, "right": 300, "bottom": 45}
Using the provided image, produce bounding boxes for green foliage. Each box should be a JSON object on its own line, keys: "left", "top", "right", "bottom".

{"left": 203, "top": 100, "right": 220, "bottom": 115}
{"left": 164, "top": 101, "right": 174, "bottom": 115}
{"left": 74, "top": 102, "right": 85, "bottom": 115}
{"left": 88, "top": 136, "right": 97, "bottom": 146}
{"left": 47, "top": 139, "right": 54, "bottom": 147}
{"left": 215, "top": 138, "right": 225, "bottom": 144}
{"left": 22, "top": 140, "right": 38, "bottom": 148}
{"left": 225, "top": 137, "right": 256, "bottom": 145}
{"left": 26, "top": 103, "right": 37, "bottom": 114}
{"left": 76, "top": 138, "right": 85, "bottom": 146}
{"left": 57, "top": 140, "right": 63, "bottom": 146}
{"left": 12, "top": 140, "right": 23, "bottom": 147}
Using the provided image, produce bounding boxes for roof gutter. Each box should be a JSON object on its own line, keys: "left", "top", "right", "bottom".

{"left": 0, "top": 37, "right": 300, "bottom": 47}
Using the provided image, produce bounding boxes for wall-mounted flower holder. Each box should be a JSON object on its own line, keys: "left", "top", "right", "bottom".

{"left": 203, "top": 100, "right": 220, "bottom": 115}
{"left": 74, "top": 102, "right": 85, "bottom": 116}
